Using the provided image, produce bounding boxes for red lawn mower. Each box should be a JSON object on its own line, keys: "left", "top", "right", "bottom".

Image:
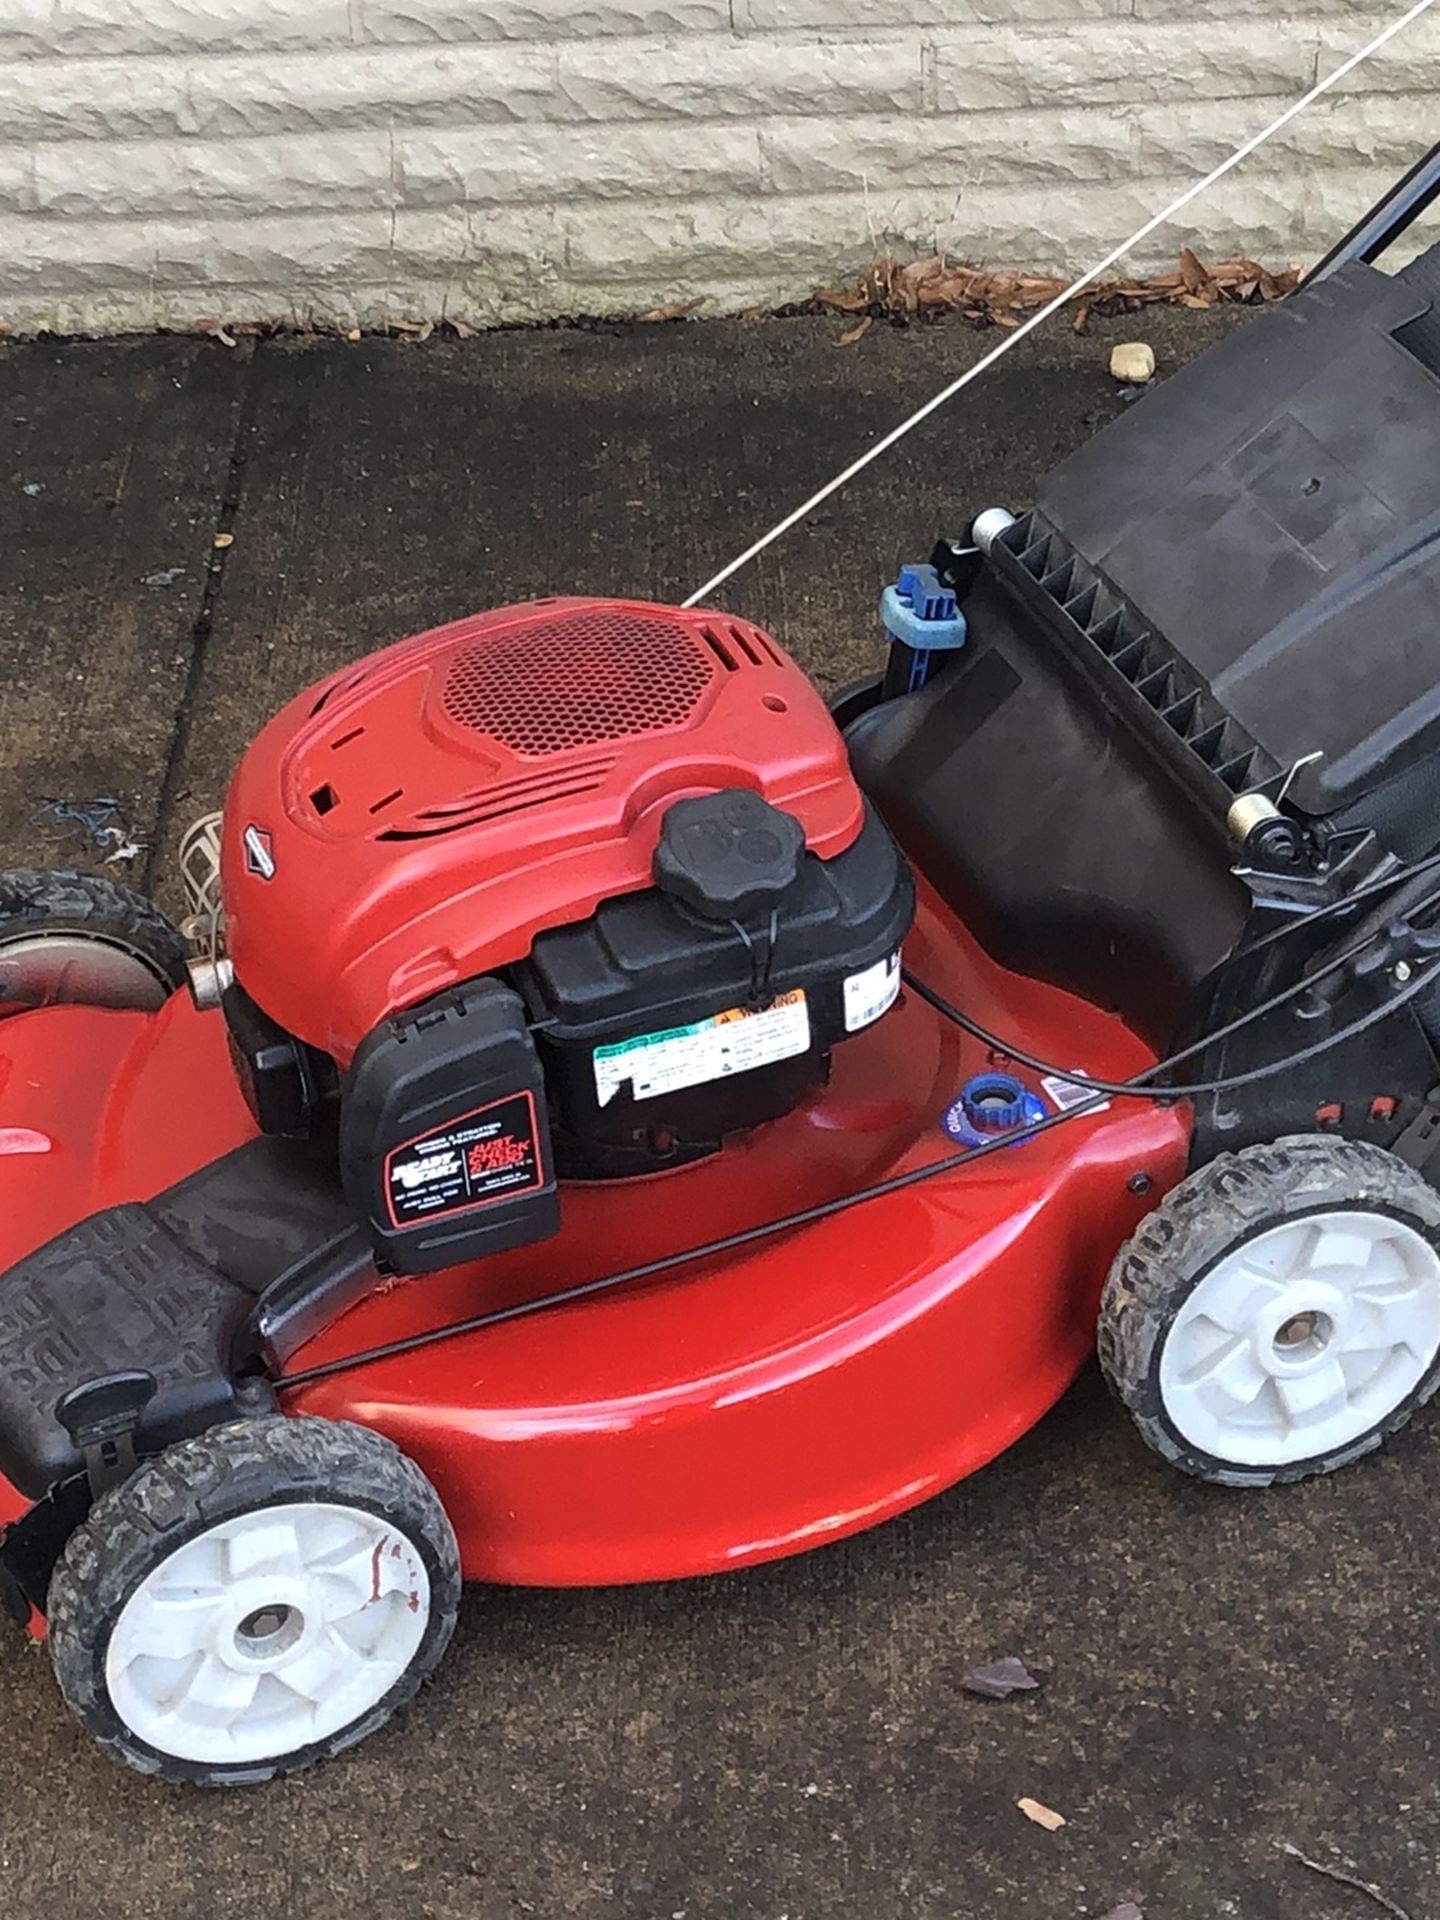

{"left": 4, "top": 152, "right": 1440, "bottom": 1786}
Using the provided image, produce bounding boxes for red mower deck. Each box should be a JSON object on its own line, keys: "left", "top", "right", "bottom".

{"left": 0, "top": 877, "right": 1185, "bottom": 1585}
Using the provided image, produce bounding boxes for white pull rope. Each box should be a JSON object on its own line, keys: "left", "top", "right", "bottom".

{"left": 684, "top": 0, "right": 1437, "bottom": 609}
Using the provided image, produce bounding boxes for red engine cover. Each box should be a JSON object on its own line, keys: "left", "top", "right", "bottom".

{"left": 223, "top": 598, "right": 864, "bottom": 1060}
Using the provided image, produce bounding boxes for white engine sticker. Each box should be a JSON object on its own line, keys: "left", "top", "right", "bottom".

{"left": 1040, "top": 1068, "right": 1110, "bottom": 1116}
{"left": 594, "top": 991, "right": 810, "bottom": 1107}
{"left": 844, "top": 951, "right": 901, "bottom": 1032}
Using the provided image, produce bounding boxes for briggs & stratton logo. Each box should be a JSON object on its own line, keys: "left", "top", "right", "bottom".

{"left": 243, "top": 824, "right": 277, "bottom": 880}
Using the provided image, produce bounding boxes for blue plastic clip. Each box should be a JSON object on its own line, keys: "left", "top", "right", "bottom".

{"left": 880, "top": 564, "right": 968, "bottom": 692}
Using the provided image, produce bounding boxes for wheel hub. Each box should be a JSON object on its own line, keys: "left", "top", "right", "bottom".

{"left": 1271, "top": 1307, "right": 1334, "bottom": 1357}
{"left": 232, "top": 1598, "right": 306, "bottom": 1664}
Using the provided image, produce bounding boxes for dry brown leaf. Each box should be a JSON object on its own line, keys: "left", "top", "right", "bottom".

{"left": 808, "top": 242, "right": 1304, "bottom": 332}
{"left": 1017, "top": 1797, "right": 1067, "bottom": 1831}
{"left": 815, "top": 287, "right": 869, "bottom": 312}
{"left": 835, "top": 315, "right": 873, "bottom": 348}
{"left": 344, "top": 327, "right": 362, "bottom": 341}
{"left": 1072, "top": 303, "right": 1090, "bottom": 333}
{"left": 197, "top": 318, "right": 237, "bottom": 348}
{"left": 212, "top": 532, "right": 234, "bottom": 550}
{"left": 1178, "top": 246, "right": 1213, "bottom": 294}
{"left": 895, "top": 257, "right": 944, "bottom": 307}
{"left": 444, "top": 317, "right": 476, "bottom": 339}
{"left": 923, "top": 268, "right": 986, "bottom": 306}
{"left": 638, "top": 296, "right": 705, "bottom": 323}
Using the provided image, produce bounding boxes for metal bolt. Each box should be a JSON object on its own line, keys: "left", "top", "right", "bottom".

{"left": 1127, "top": 1171, "right": 1153, "bottom": 1195}
{"left": 1395, "top": 961, "right": 1414, "bottom": 984}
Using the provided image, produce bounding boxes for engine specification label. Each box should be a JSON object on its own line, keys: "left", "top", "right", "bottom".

{"left": 843, "top": 951, "right": 901, "bottom": 1032}
{"left": 593, "top": 991, "right": 810, "bottom": 1107}
{"left": 385, "top": 1090, "right": 544, "bottom": 1226}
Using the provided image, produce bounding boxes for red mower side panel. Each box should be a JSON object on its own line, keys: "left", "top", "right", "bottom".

{"left": 0, "top": 882, "right": 1188, "bottom": 1584}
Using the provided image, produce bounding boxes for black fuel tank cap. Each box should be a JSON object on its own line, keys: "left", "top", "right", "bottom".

{"left": 654, "top": 788, "right": 806, "bottom": 921}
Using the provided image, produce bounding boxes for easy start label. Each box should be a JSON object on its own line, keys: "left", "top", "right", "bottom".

{"left": 593, "top": 990, "right": 810, "bottom": 1107}
{"left": 385, "top": 1090, "right": 544, "bottom": 1227}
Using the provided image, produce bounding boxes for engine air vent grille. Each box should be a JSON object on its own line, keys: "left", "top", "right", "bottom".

{"left": 998, "top": 511, "right": 1278, "bottom": 798}
{"left": 441, "top": 608, "right": 717, "bottom": 756}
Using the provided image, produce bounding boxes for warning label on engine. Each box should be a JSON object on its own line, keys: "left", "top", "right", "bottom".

{"left": 844, "top": 951, "right": 901, "bottom": 1032}
{"left": 385, "top": 1090, "right": 544, "bottom": 1227}
{"left": 593, "top": 990, "right": 810, "bottom": 1108}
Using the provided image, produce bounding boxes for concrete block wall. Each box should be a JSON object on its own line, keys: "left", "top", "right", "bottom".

{"left": 0, "top": 0, "right": 1435, "bottom": 333}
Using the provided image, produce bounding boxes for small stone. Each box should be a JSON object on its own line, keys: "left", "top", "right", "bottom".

{"left": 1110, "top": 341, "right": 1156, "bottom": 384}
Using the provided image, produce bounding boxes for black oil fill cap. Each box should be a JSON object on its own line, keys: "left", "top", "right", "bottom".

{"left": 654, "top": 788, "right": 806, "bottom": 921}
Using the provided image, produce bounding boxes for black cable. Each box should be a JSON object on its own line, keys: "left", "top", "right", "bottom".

{"left": 277, "top": 1085, "right": 1107, "bottom": 1391}
{"left": 276, "top": 946, "right": 1440, "bottom": 1393}
{"left": 1219, "top": 847, "right": 1440, "bottom": 969}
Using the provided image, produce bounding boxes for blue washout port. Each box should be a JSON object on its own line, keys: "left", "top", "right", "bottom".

{"left": 881, "top": 564, "right": 967, "bottom": 692}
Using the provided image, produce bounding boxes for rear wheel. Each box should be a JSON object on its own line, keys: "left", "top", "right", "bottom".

{"left": 47, "top": 1416, "right": 462, "bottom": 1785}
{"left": 1099, "top": 1136, "right": 1440, "bottom": 1485}
{"left": 0, "top": 869, "right": 189, "bottom": 1013}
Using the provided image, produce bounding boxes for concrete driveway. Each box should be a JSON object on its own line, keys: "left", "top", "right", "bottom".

{"left": 0, "top": 305, "right": 1434, "bottom": 1920}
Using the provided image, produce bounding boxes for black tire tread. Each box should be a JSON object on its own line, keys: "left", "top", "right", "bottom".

{"left": 0, "top": 867, "right": 188, "bottom": 994}
{"left": 48, "top": 1415, "right": 461, "bottom": 1787}
{"left": 1098, "top": 1134, "right": 1440, "bottom": 1487}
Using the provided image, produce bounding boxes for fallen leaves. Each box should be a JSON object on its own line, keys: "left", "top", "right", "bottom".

{"left": 1016, "top": 1797, "right": 1067, "bottom": 1832}
{"left": 835, "top": 315, "right": 873, "bottom": 349}
{"left": 637, "top": 296, "right": 705, "bottom": 323}
{"left": 815, "top": 246, "right": 1304, "bottom": 343}
{"left": 961, "top": 1655, "right": 1045, "bottom": 1699}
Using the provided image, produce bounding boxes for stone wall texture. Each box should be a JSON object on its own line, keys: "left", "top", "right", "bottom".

{"left": 0, "top": 0, "right": 1435, "bottom": 332}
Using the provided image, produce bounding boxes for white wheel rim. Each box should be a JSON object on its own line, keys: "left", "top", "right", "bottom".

{"left": 0, "top": 934, "right": 170, "bottom": 1012}
{"left": 104, "top": 1501, "right": 431, "bottom": 1767}
{"left": 1159, "top": 1209, "right": 1440, "bottom": 1468}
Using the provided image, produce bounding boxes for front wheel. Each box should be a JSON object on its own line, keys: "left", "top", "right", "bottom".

{"left": 1098, "top": 1136, "right": 1440, "bottom": 1486}
{"left": 47, "top": 1416, "right": 461, "bottom": 1786}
